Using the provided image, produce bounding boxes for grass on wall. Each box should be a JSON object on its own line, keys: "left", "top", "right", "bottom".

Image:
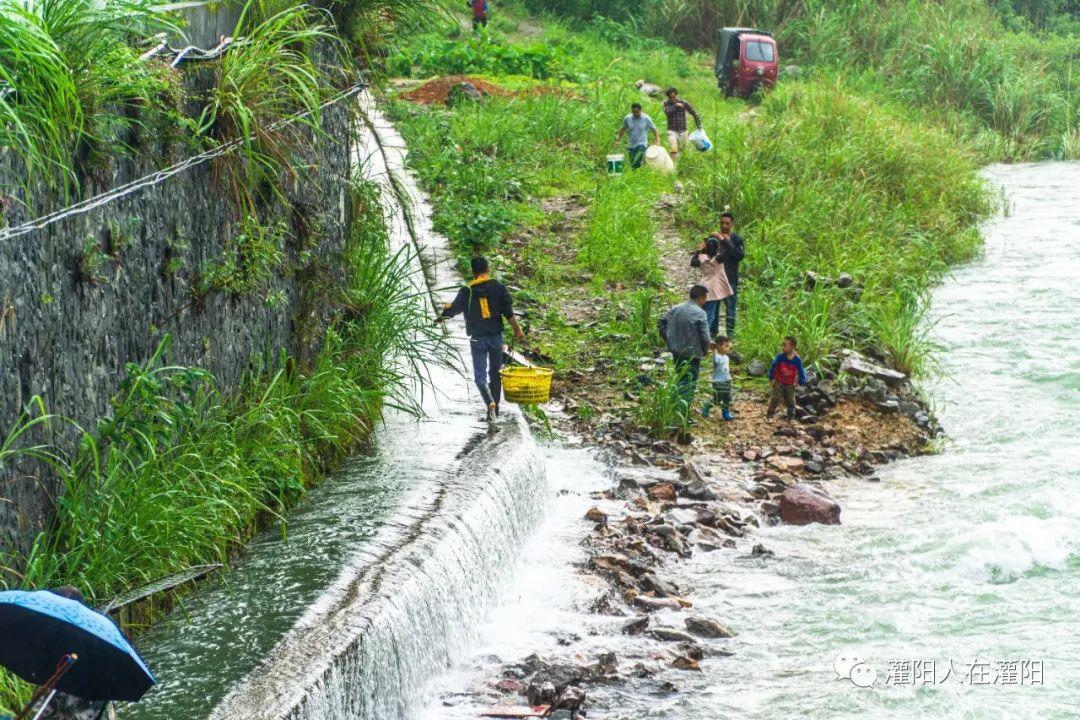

{"left": 0, "top": 179, "right": 452, "bottom": 714}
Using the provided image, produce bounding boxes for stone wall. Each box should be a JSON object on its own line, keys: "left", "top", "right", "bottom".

{"left": 0, "top": 86, "right": 356, "bottom": 556}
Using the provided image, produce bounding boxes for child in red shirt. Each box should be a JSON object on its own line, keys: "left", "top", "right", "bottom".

{"left": 767, "top": 335, "right": 807, "bottom": 420}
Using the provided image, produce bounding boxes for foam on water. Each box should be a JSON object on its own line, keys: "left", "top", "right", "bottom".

{"left": 415, "top": 162, "right": 1080, "bottom": 720}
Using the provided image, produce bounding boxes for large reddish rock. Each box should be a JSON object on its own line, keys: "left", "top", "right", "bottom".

{"left": 779, "top": 485, "right": 841, "bottom": 525}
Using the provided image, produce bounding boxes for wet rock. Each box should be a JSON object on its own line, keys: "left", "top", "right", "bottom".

{"left": 591, "top": 590, "right": 628, "bottom": 616}
{"left": 680, "top": 479, "right": 717, "bottom": 501}
{"left": 685, "top": 616, "right": 736, "bottom": 639}
{"left": 584, "top": 507, "right": 607, "bottom": 524}
{"left": 526, "top": 682, "right": 558, "bottom": 705}
{"left": 591, "top": 652, "right": 618, "bottom": 678}
{"left": 899, "top": 400, "right": 921, "bottom": 417}
{"left": 665, "top": 534, "right": 689, "bottom": 557}
{"left": 646, "top": 482, "right": 677, "bottom": 502}
{"left": 779, "top": 485, "right": 841, "bottom": 525}
{"left": 634, "top": 595, "right": 685, "bottom": 612}
{"left": 679, "top": 460, "right": 710, "bottom": 485}
{"left": 804, "top": 460, "right": 824, "bottom": 474}
{"left": 650, "top": 523, "right": 678, "bottom": 538}
{"left": 877, "top": 400, "right": 900, "bottom": 414}
{"left": 548, "top": 685, "right": 587, "bottom": 718}
{"left": 767, "top": 455, "right": 805, "bottom": 473}
{"left": 672, "top": 655, "right": 702, "bottom": 672}
{"left": 677, "top": 641, "right": 705, "bottom": 661}
{"left": 648, "top": 627, "right": 698, "bottom": 643}
{"left": 640, "top": 573, "right": 679, "bottom": 598}
{"left": 840, "top": 352, "right": 906, "bottom": 387}
{"left": 741, "top": 449, "right": 758, "bottom": 462}
{"left": 751, "top": 543, "right": 775, "bottom": 556}
{"left": 747, "top": 358, "right": 768, "bottom": 377}
{"left": 760, "top": 501, "right": 781, "bottom": 516}
{"left": 622, "top": 616, "right": 649, "bottom": 635}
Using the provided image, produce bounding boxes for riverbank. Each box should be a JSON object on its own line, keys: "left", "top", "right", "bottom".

{"left": 387, "top": 8, "right": 988, "bottom": 471}
{"left": 417, "top": 161, "right": 1080, "bottom": 718}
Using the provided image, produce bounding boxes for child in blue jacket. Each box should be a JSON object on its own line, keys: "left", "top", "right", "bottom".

{"left": 767, "top": 335, "right": 807, "bottom": 420}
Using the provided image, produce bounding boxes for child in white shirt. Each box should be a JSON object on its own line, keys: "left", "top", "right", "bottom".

{"left": 701, "top": 336, "right": 734, "bottom": 421}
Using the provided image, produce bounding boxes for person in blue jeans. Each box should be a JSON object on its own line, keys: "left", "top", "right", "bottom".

{"left": 438, "top": 256, "right": 526, "bottom": 422}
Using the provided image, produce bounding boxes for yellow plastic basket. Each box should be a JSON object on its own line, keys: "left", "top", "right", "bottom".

{"left": 500, "top": 365, "right": 554, "bottom": 405}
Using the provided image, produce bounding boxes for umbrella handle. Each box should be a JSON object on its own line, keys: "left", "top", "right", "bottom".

{"left": 15, "top": 654, "right": 77, "bottom": 720}
{"left": 27, "top": 690, "right": 55, "bottom": 720}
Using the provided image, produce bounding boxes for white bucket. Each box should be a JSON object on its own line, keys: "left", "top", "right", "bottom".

{"left": 689, "top": 128, "right": 712, "bottom": 152}
{"left": 644, "top": 145, "right": 676, "bottom": 174}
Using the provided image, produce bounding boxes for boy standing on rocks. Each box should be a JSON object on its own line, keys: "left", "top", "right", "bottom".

{"left": 702, "top": 336, "right": 734, "bottom": 421}
{"left": 767, "top": 335, "right": 807, "bottom": 420}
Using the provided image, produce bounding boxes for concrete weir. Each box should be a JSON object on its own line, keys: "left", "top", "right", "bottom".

{"left": 205, "top": 95, "right": 548, "bottom": 720}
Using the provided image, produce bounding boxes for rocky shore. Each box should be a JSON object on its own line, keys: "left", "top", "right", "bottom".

{"left": 436, "top": 351, "right": 940, "bottom": 717}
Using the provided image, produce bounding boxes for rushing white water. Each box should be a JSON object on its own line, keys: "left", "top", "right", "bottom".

{"left": 415, "top": 163, "right": 1080, "bottom": 719}
{"left": 125, "top": 96, "right": 554, "bottom": 720}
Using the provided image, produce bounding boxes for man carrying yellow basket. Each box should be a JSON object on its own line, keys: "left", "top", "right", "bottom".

{"left": 438, "top": 256, "right": 526, "bottom": 422}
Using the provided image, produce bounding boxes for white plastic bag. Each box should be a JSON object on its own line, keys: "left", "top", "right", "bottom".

{"left": 689, "top": 128, "right": 712, "bottom": 152}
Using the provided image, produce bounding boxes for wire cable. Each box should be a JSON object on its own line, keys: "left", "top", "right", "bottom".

{"left": 0, "top": 84, "right": 367, "bottom": 243}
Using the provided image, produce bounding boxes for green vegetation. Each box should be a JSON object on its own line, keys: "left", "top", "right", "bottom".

{"left": 387, "top": 6, "right": 993, "bottom": 429}
{"left": 0, "top": 0, "right": 176, "bottom": 196}
{"left": 197, "top": 216, "right": 287, "bottom": 297}
{"left": 200, "top": 1, "right": 338, "bottom": 212}
{"left": 388, "top": 30, "right": 569, "bottom": 79}
{"left": 521, "top": 0, "right": 1080, "bottom": 160}
{"left": 0, "top": 180, "right": 450, "bottom": 713}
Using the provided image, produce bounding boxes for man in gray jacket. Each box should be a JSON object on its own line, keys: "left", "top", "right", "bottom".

{"left": 658, "top": 285, "right": 711, "bottom": 418}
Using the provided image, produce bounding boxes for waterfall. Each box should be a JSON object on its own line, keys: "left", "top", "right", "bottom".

{"left": 204, "top": 95, "right": 550, "bottom": 720}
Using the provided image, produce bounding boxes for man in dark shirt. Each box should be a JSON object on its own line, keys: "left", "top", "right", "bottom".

{"left": 662, "top": 87, "right": 702, "bottom": 156}
{"left": 439, "top": 256, "right": 526, "bottom": 422}
{"left": 714, "top": 211, "right": 745, "bottom": 337}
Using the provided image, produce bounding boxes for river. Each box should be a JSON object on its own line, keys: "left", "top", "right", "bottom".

{"left": 416, "top": 162, "right": 1080, "bottom": 719}
{"left": 127, "top": 146, "right": 1077, "bottom": 717}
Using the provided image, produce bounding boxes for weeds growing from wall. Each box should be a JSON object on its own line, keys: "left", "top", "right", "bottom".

{"left": 0, "top": 179, "right": 453, "bottom": 714}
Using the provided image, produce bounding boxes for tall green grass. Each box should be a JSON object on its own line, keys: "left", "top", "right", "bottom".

{"left": 200, "top": 0, "right": 339, "bottom": 212}
{"left": 0, "top": 0, "right": 175, "bottom": 196}
{"left": 518, "top": 0, "right": 1080, "bottom": 160}
{"left": 579, "top": 172, "right": 666, "bottom": 283}
{"left": 389, "top": 8, "right": 993, "bottom": 399}
{"left": 0, "top": 180, "right": 451, "bottom": 714}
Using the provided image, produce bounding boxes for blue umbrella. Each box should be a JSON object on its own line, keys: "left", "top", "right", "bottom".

{"left": 0, "top": 590, "right": 154, "bottom": 702}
